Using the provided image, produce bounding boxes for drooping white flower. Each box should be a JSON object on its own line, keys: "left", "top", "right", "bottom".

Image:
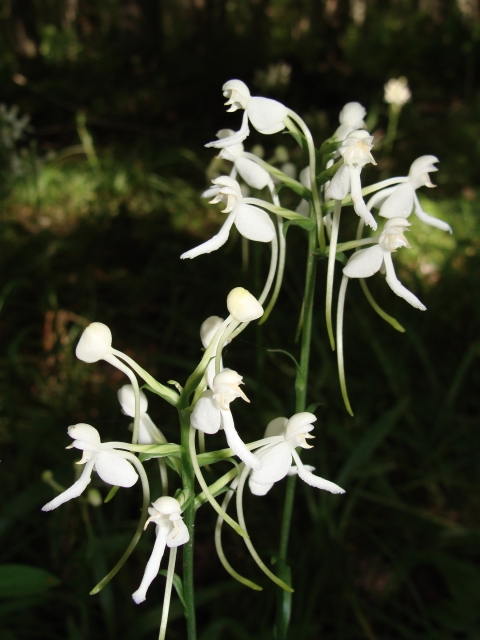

{"left": 132, "top": 496, "right": 189, "bottom": 604}
{"left": 384, "top": 77, "right": 411, "bottom": 107}
{"left": 76, "top": 322, "right": 113, "bottom": 363}
{"left": 215, "top": 130, "right": 272, "bottom": 190}
{"left": 249, "top": 413, "right": 345, "bottom": 495}
{"left": 41, "top": 424, "right": 139, "bottom": 512}
{"left": 205, "top": 80, "right": 289, "bottom": 149}
{"left": 343, "top": 217, "right": 426, "bottom": 310}
{"left": 325, "top": 130, "right": 378, "bottom": 230}
{"left": 190, "top": 369, "right": 261, "bottom": 470}
{"left": 118, "top": 385, "right": 166, "bottom": 445}
{"left": 180, "top": 176, "right": 275, "bottom": 260}
{"left": 376, "top": 156, "right": 452, "bottom": 234}
{"left": 334, "top": 102, "right": 367, "bottom": 141}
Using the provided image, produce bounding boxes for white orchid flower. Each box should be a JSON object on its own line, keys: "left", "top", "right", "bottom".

{"left": 205, "top": 79, "right": 288, "bottom": 149}
{"left": 180, "top": 175, "right": 275, "bottom": 260}
{"left": 41, "top": 424, "right": 139, "bottom": 512}
{"left": 384, "top": 77, "right": 411, "bottom": 107}
{"left": 326, "top": 130, "right": 377, "bottom": 230}
{"left": 214, "top": 130, "right": 272, "bottom": 190}
{"left": 334, "top": 102, "right": 367, "bottom": 140}
{"left": 343, "top": 217, "right": 426, "bottom": 310}
{"left": 132, "top": 496, "right": 189, "bottom": 604}
{"left": 118, "top": 385, "right": 166, "bottom": 445}
{"left": 190, "top": 369, "right": 261, "bottom": 470}
{"left": 374, "top": 156, "right": 452, "bottom": 234}
{"left": 249, "top": 413, "right": 345, "bottom": 495}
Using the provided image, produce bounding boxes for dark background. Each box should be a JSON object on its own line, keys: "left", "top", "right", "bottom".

{"left": 1, "top": 1, "right": 480, "bottom": 638}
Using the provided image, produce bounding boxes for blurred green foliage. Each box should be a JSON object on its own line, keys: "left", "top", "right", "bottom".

{"left": 0, "top": 1, "right": 479, "bottom": 639}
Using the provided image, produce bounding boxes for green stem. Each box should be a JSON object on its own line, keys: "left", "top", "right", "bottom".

{"left": 179, "top": 410, "right": 197, "bottom": 640}
{"left": 276, "top": 225, "right": 318, "bottom": 639}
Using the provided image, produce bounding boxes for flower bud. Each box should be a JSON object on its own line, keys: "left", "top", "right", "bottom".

{"left": 118, "top": 384, "right": 148, "bottom": 417}
{"left": 200, "top": 316, "right": 225, "bottom": 348}
{"left": 227, "top": 287, "right": 263, "bottom": 322}
{"left": 76, "top": 322, "right": 112, "bottom": 363}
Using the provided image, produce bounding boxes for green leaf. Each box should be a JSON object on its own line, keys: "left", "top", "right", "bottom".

{"left": 158, "top": 571, "right": 187, "bottom": 612}
{"left": 0, "top": 565, "right": 59, "bottom": 598}
{"left": 336, "top": 402, "right": 405, "bottom": 486}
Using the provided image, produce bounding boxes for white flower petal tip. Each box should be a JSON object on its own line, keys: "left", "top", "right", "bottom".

{"left": 227, "top": 287, "right": 264, "bottom": 322}
{"left": 132, "top": 590, "right": 146, "bottom": 605}
{"left": 75, "top": 322, "right": 112, "bottom": 363}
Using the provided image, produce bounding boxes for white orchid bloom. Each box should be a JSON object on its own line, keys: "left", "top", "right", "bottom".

{"left": 132, "top": 496, "right": 189, "bottom": 604}
{"left": 375, "top": 156, "right": 452, "bottom": 234}
{"left": 190, "top": 369, "right": 261, "bottom": 470}
{"left": 200, "top": 315, "right": 228, "bottom": 390}
{"left": 343, "top": 217, "right": 426, "bottom": 310}
{"left": 205, "top": 79, "right": 288, "bottom": 149}
{"left": 334, "top": 102, "right": 367, "bottom": 140}
{"left": 326, "top": 130, "right": 378, "bottom": 230}
{"left": 118, "top": 385, "right": 166, "bottom": 445}
{"left": 180, "top": 175, "right": 275, "bottom": 260}
{"left": 384, "top": 77, "right": 411, "bottom": 107}
{"left": 249, "top": 413, "right": 345, "bottom": 496}
{"left": 41, "top": 424, "right": 139, "bottom": 512}
{"left": 214, "top": 130, "right": 272, "bottom": 190}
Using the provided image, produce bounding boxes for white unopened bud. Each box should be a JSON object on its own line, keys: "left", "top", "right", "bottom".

{"left": 200, "top": 316, "right": 225, "bottom": 348}
{"left": 75, "top": 322, "right": 112, "bottom": 363}
{"left": 384, "top": 77, "right": 411, "bottom": 107}
{"left": 227, "top": 287, "right": 263, "bottom": 322}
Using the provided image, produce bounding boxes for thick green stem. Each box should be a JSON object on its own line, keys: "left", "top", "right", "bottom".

{"left": 276, "top": 227, "right": 318, "bottom": 639}
{"left": 179, "top": 410, "right": 197, "bottom": 640}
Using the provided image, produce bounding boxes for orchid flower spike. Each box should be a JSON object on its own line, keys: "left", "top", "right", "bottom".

{"left": 181, "top": 175, "right": 275, "bottom": 260}
{"left": 41, "top": 424, "right": 139, "bottom": 512}
{"left": 343, "top": 217, "right": 426, "bottom": 310}
{"left": 215, "top": 130, "right": 272, "bottom": 190}
{"left": 326, "top": 130, "right": 378, "bottom": 230}
{"left": 205, "top": 79, "right": 288, "bottom": 149}
{"left": 132, "top": 496, "right": 189, "bottom": 604}
{"left": 334, "top": 102, "right": 367, "bottom": 141}
{"left": 190, "top": 369, "right": 261, "bottom": 469}
{"left": 118, "top": 385, "right": 166, "bottom": 445}
{"left": 376, "top": 156, "right": 452, "bottom": 234}
{"left": 249, "top": 413, "right": 345, "bottom": 495}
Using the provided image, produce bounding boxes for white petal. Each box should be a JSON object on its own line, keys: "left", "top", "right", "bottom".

{"left": 287, "top": 464, "right": 315, "bottom": 476}
{"left": 413, "top": 193, "right": 452, "bottom": 234}
{"left": 180, "top": 210, "right": 237, "bottom": 259}
{"left": 235, "top": 157, "right": 271, "bottom": 190}
{"left": 42, "top": 460, "right": 95, "bottom": 511}
{"left": 379, "top": 183, "right": 414, "bottom": 219}
{"left": 264, "top": 417, "right": 288, "bottom": 438}
{"left": 118, "top": 385, "right": 148, "bottom": 417}
{"left": 201, "top": 186, "right": 220, "bottom": 200}
{"left": 205, "top": 112, "right": 250, "bottom": 148}
{"left": 94, "top": 452, "right": 138, "bottom": 487}
{"left": 68, "top": 423, "right": 101, "bottom": 449}
{"left": 249, "top": 478, "right": 274, "bottom": 496}
{"left": 220, "top": 409, "right": 261, "bottom": 470}
{"left": 350, "top": 166, "right": 377, "bottom": 229}
{"left": 167, "top": 519, "right": 190, "bottom": 547}
{"left": 325, "top": 164, "right": 350, "bottom": 201}
{"left": 249, "top": 442, "right": 292, "bottom": 485}
{"left": 190, "top": 392, "right": 222, "bottom": 434}
{"left": 291, "top": 450, "right": 345, "bottom": 494}
{"left": 343, "top": 245, "right": 384, "bottom": 278}
{"left": 138, "top": 414, "right": 167, "bottom": 445}
{"left": 366, "top": 185, "right": 397, "bottom": 211}
{"left": 383, "top": 253, "right": 426, "bottom": 311}
{"left": 75, "top": 322, "right": 112, "bottom": 363}
{"left": 235, "top": 204, "right": 275, "bottom": 242}
{"left": 132, "top": 525, "right": 169, "bottom": 604}
{"left": 247, "top": 97, "right": 288, "bottom": 134}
